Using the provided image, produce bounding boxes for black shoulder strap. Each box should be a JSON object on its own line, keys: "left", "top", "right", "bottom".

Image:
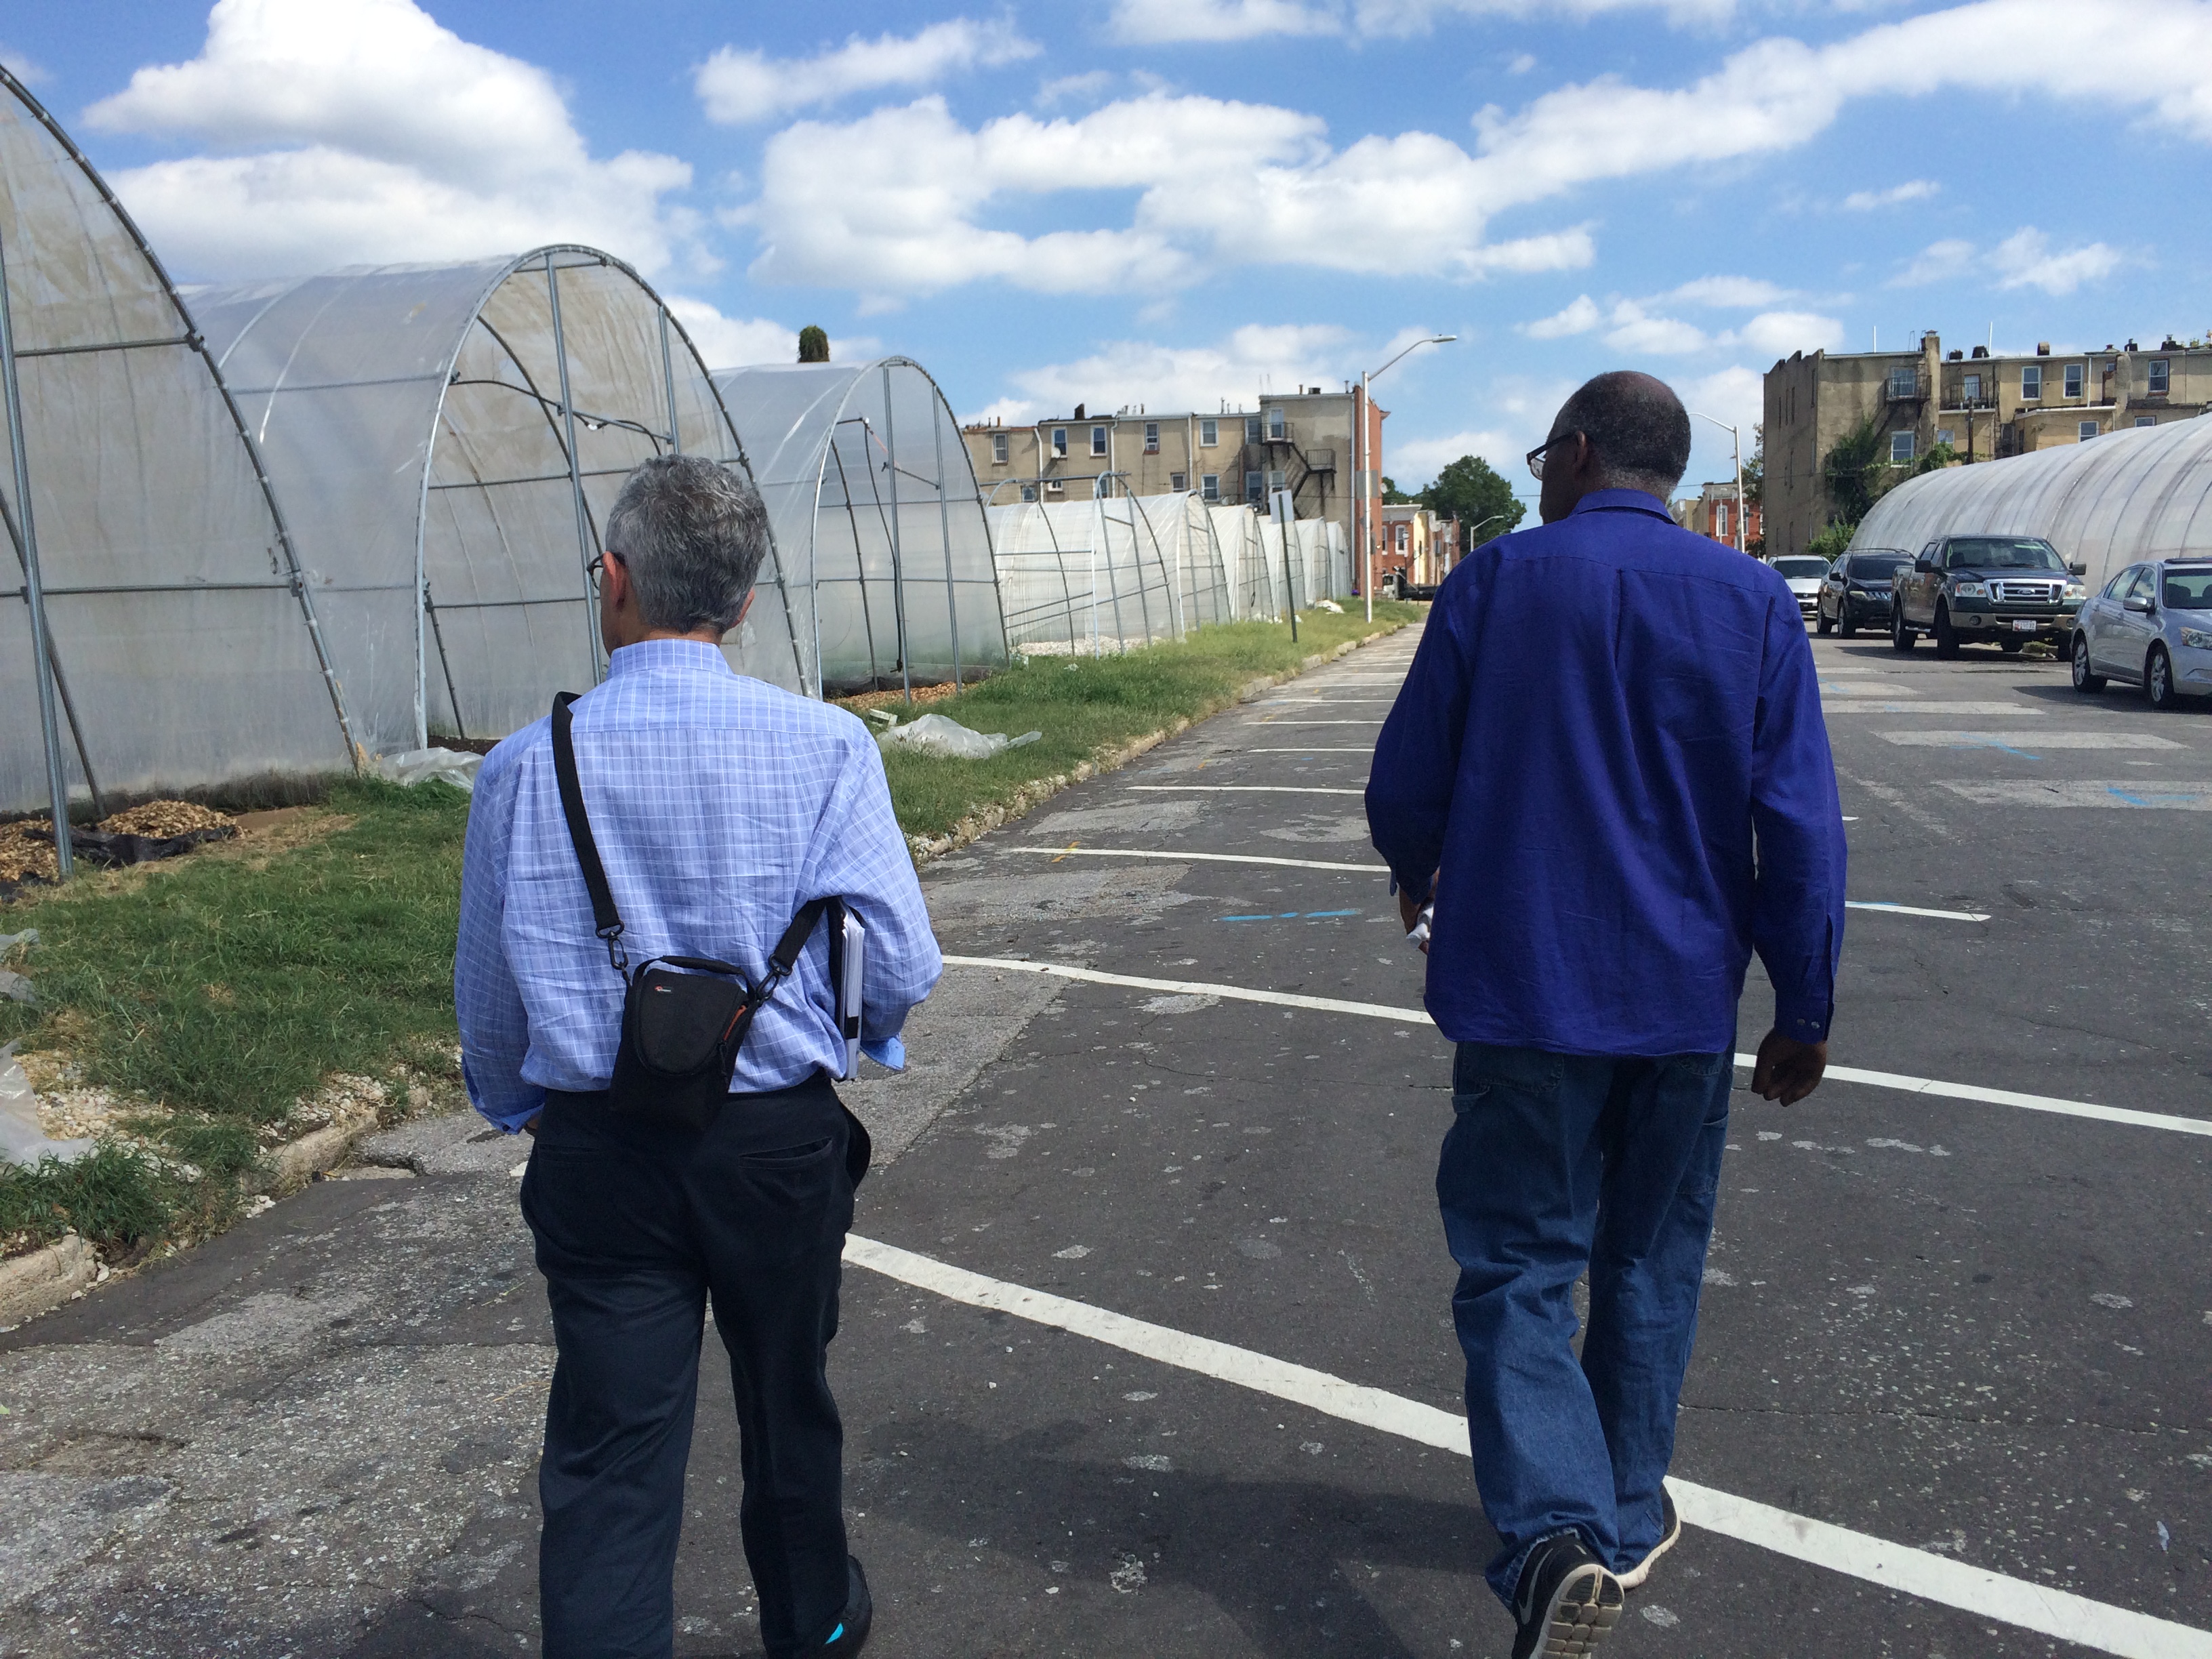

{"left": 768, "top": 896, "right": 838, "bottom": 981}
{"left": 551, "top": 693, "right": 628, "bottom": 972}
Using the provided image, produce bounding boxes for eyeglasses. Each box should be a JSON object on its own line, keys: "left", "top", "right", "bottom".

{"left": 1525, "top": 431, "right": 1582, "bottom": 481}
{"left": 585, "top": 550, "right": 626, "bottom": 591}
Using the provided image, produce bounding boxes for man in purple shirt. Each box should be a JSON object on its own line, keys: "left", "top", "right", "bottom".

{"left": 1366, "top": 373, "right": 1845, "bottom": 1657}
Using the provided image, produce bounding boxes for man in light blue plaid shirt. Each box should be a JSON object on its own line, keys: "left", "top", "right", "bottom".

{"left": 457, "top": 454, "right": 938, "bottom": 1659}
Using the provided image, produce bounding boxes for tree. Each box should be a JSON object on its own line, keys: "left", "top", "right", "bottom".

{"left": 1740, "top": 424, "right": 1763, "bottom": 505}
{"left": 798, "top": 325, "right": 829, "bottom": 364}
{"left": 1380, "top": 475, "right": 1416, "bottom": 504}
{"left": 1820, "top": 412, "right": 1885, "bottom": 525}
{"left": 1418, "top": 454, "right": 1525, "bottom": 543}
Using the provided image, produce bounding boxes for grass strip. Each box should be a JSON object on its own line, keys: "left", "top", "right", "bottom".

{"left": 1, "top": 605, "right": 1416, "bottom": 1262}
{"left": 868, "top": 605, "right": 1420, "bottom": 841}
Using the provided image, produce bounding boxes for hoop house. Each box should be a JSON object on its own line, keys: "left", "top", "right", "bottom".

{"left": 1132, "top": 492, "right": 1233, "bottom": 633}
{"left": 1209, "top": 505, "right": 1277, "bottom": 620}
{"left": 1, "top": 68, "right": 350, "bottom": 817}
{"left": 1850, "top": 418, "right": 2212, "bottom": 589}
{"left": 986, "top": 495, "right": 1180, "bottom": 655}
{"left": 191, "top": 247, "right": 800, "bottom": 752}
{"left": 712, "top": 360, "right": 1007, "bottom": 695}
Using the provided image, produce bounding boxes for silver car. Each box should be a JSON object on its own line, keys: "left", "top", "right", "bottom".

{"left": 1769, "top": 555, "right": 1828, "bottom": 621}
{"left": 2070, "top": 559, "right": 2212, "bottom": 708}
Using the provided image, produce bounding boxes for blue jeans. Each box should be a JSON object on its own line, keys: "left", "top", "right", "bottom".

{"left": 1436, "top": 1041, "right": 1731, "bottom": 1605}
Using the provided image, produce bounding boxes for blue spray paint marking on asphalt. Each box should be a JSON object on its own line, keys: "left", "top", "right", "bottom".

{"left": 1218, "top": 909, "right": 1364, "bottom": 922}
{"left": 1950, "top": 741, "right": 2041, "bottom": 758}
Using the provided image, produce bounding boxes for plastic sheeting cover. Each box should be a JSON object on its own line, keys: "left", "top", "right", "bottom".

{"left": 1, "top": 69, "right": 350, "bottom": 813}
{"left": 987, "top": 495, "right": 1184, "bottom": 654}
{"left": 1849, "top": 415, "right": 2212, "bottom": 590}
{"left": 195, "top": 248, "right": 803, "bottom": 750}
{"left": 714, "top": 360, "right": 1008, "bottom": 695}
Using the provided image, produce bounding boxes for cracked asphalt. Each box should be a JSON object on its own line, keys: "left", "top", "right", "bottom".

{"left": 1, "top": 619, "right": 2207, "bottom": 1658}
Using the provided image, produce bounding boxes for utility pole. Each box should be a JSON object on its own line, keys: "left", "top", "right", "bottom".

{"left": 1690, "top": 411, "right": 1745, "bottom": 556}
{"left": 1354, "top": 334, "right": 1456, "bottom": 621}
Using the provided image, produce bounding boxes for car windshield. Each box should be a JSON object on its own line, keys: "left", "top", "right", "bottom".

{"left": 1772, "top": 558, "right": 1828, "bottom": 578}
{"left": 1848, "top": 553, "right": 1908, "bottom": 578}
{"left": 2166, "top": 569, "right": 2212, "bottom": 610}
{"left": 1945, "top": 538, "right": 2064, "bottom": 571}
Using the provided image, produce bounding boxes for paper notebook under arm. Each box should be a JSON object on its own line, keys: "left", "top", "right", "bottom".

{"left": 834, "top": 907, "right": 865, "bottom": 1082}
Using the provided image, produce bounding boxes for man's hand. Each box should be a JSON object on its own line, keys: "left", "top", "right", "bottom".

{"left": 1749, "top": 1029, "right": 1826, "bottom": 1105}
{"left": 1397, "top": 872, "right": 1439, "bottom": 954}
{"left": 523, "top": 1112, "right": 541, "bottom": 1137}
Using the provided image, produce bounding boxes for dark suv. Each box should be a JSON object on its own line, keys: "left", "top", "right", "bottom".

{"left": 1891, "top": 535, "right": 2087, "bottom": 657}
{"left": 1816, "top": 549, "right": 1909, "bottom": 637}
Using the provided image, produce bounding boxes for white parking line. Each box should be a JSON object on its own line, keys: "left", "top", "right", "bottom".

{"left": 1826, "top": 702, "right": 2043, "bottom": 716}
{"left": 1127, "top": 784, "right": 1366, "bottom": 796}
{"left": 1881, "top": 731, "right": 2183, "bottom": 750}
{"left": 1245, "top": 719, "right": 1386, "bottom": 726}
{"left": 941, "top": 958, "right": 2212, "bottom": 1137}
{"left": 1940, "top": 779, "right": 2212, "bottom": 810}
{"left": 844, "top": 1235, "right": 2211, "bottom": 1659}
{"left": 1847, "top": 901, "right": 1989, "bottom": 921}
{"left": 1820, "top": 684, "right": 1930, "bottom": 696}
{"left": 1009, "top": 846, "right": 1382, "bottom": 873}
{"left": 1240, "top": 747, "right": 1375, "bottom": 754}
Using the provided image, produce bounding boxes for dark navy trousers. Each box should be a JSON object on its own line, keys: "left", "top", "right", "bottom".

{"left": 520, "top": 1075, "right": 863, "bottom": 1658}
{"left": 1436, "top": 1041, "right": 1732, "bottom": 1605}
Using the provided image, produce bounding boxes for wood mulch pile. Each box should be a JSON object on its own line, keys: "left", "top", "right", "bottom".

{"left": 0, "top": 800, "right": 237, "bottom": 887}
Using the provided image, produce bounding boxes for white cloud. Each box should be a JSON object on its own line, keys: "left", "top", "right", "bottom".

{"left": 1889, "top": 227, "right": 2121, "bottom": 295}
{"left": 1729, "top": 309, "right": 1843, "bottom": 356}
{"left": 1, "top": 44, "right": 52, "bottom": 85}
{"left": 972, "top": 323, "right": 1353, "bottom": 425}
{"left": 1664, "top": 274, "right": 1794, "bottom": 308}
{"left": 1523, "top": 295, "right": 1602, "bottom": 338}
{"left": 1889, "top": 237, "right": 1977, "bottom": 287}
{"left": 1603, "top": 302, "right": 1710, "bottom": 354}
{"left": 84, "top": 0, "right": 698, "bottom": 279}
{"left": 695, "top": 18, "right": 1040, "bottom": 125}
{"left": 1037, "top": 70, "right": 1118, "bottom": 106}
{"left": 1109, "top": 0, "right": 1341, "bottom": 42}
{"left": 1990, "top": 226, "right": 2123, "bottom": 295}
{"left": 663, "top": 297, "right": 796, "bottom": 369}
{"left": 1843, "top": 178, "right": 1939, "bottom": 211}
{"left": 745, "top": 93, "right": 1595, "bottom": 298}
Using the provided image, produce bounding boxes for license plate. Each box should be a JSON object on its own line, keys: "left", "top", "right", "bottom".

{"left": 2012, "top": 619, "right": 2038, "bottom": 632}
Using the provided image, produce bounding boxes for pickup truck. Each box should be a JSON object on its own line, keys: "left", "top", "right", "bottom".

{"left": 1890, "top": 535, "right": 2087, "bottom": 657}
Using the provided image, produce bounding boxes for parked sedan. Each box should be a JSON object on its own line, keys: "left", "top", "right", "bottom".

{"left": 1815, "top": 549, "right": 1909, "bottom": 637}
{"left": 1768, "top": 555, "right": 1829, "bottom": 621}
{"left": 2070, "top": 559, "right": 2212, "bottom": 708}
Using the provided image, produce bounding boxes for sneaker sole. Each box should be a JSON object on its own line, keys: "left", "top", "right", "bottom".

{"left": 1533, "top": 1563, "right": 1624, "bottom": 1656}
{"left": 1616, "top": 1518, "right": 1681, "bottom": 1591}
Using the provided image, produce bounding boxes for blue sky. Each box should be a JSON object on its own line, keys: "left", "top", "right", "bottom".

{"left": 7, "top": 0, "right": 2209, "bottom": 503}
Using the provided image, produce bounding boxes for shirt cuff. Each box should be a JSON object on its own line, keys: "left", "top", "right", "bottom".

{"left": 861, "top": 1036, "right": 906, "bottom": 1071}
{"left": 464, "top": 1057, "right": 546, "bottom": 1132}
{"left": 1773, "top": 995, "right": 1832, "bottom": 1045}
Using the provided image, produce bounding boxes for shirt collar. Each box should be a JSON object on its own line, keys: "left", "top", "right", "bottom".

{"left": 607, "top": 637, "right": 733, "bottom": 678}
{"left": 1568, "top": 487, "right": 1675, "bottom": 520}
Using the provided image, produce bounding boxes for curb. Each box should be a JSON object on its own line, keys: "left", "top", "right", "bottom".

{"left": 907, "top": 623, "right": 1406, "bottom": 867}
{"left": 0, "top": 1231, "right": 97, "bottom": 1330}
{"left": 262, "top": 1103, "right": 383, "bottom": 1196}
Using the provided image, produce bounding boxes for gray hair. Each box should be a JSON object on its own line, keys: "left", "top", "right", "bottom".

{"left": 1552, "top": 371, "right": 1693, "bottom": 498}
{"left": 602, "top": 455, "right": 771, "bottom": 634}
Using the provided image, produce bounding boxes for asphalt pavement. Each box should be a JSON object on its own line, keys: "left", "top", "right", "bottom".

{"left": 2, "top": 615, "right": 2207, "bottom": 1659}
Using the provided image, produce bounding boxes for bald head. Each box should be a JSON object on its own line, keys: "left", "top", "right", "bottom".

{"left": 1548, "top": 371, "right": 1693, "bottom": 501}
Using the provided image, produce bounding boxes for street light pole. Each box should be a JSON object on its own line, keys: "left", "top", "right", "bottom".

{"left": 1689, "top": 410, "right": 1745, "bottom": 556}
{"left": 1357, "top": 334, "right": 1456, "bottom": 621}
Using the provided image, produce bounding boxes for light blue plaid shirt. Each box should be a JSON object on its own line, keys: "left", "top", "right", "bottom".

{"left": 455, "top": 638, "right": 942, "bottom": 1131}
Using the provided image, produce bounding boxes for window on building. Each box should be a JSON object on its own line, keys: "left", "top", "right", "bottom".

{"left": 1936, "top": 427, "right": 1954, "bottom": 447}
{"left": 1268, "top": 407, "right": 1286, "bottom": 441}
{"left": 1888, "top": 366, "right": 1915, "bottom": 397}
{"left": 2064, "top": 363, "right": 2083, "bottom": 399}
{"left": 1715, "top": 503, "right": 1730, "bottom": 538}
{"left": 1963, "top": 372, "right": 1982, "bottom": 403}
{"left": 1170, "top": 472, "right": 1185, "bottom": 491}
{"left": 1144, "top": 421, "right": 1160, "bottom": 453}
{"left": 1090, "top": 425, "right": 1108, "bottom": 457}
{"left": 2021, "top": 364, "right": 2042, "bottom": 399}
{"left": 1020, "top": 484, "right": 1038, "bottom": 502}
{"left": 1245, "top": 417, "right": 1261, "bottom": 444}
{"left": 1395, "top": 525, "right": 1408, "bottom": 552}
{"left": 1244, "top": 469, "right": 1262, "bottom": 501}
{"left": 1200, "top": 417, "right": 1218, "bottom": 447}
{"left": 1889, "top": 430, "right": 1915, "bottom": 464}
{"left": 1051, "top": 427, "right": 1067, "bottom": 457}
{"left": 1267, "top": 468, "right": 1286, "bottom": 493}
{"left": 991, "top": 432, "right": 1008, "bottom": 464}
{"left": 1201, "top": 474, "right": 1220, "bottom": 501}
{"left": 2078, "top": 421, "right": 2098, "bottom": 443}
{"left": 2135, "top": 415, "right": 2157, "bottom": 428}
{"left": 2149, "top": 359, "right": 2171, "bottom": 394}
{"left": 1093, "top": 474, "right": 1111, "bottom": 499}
